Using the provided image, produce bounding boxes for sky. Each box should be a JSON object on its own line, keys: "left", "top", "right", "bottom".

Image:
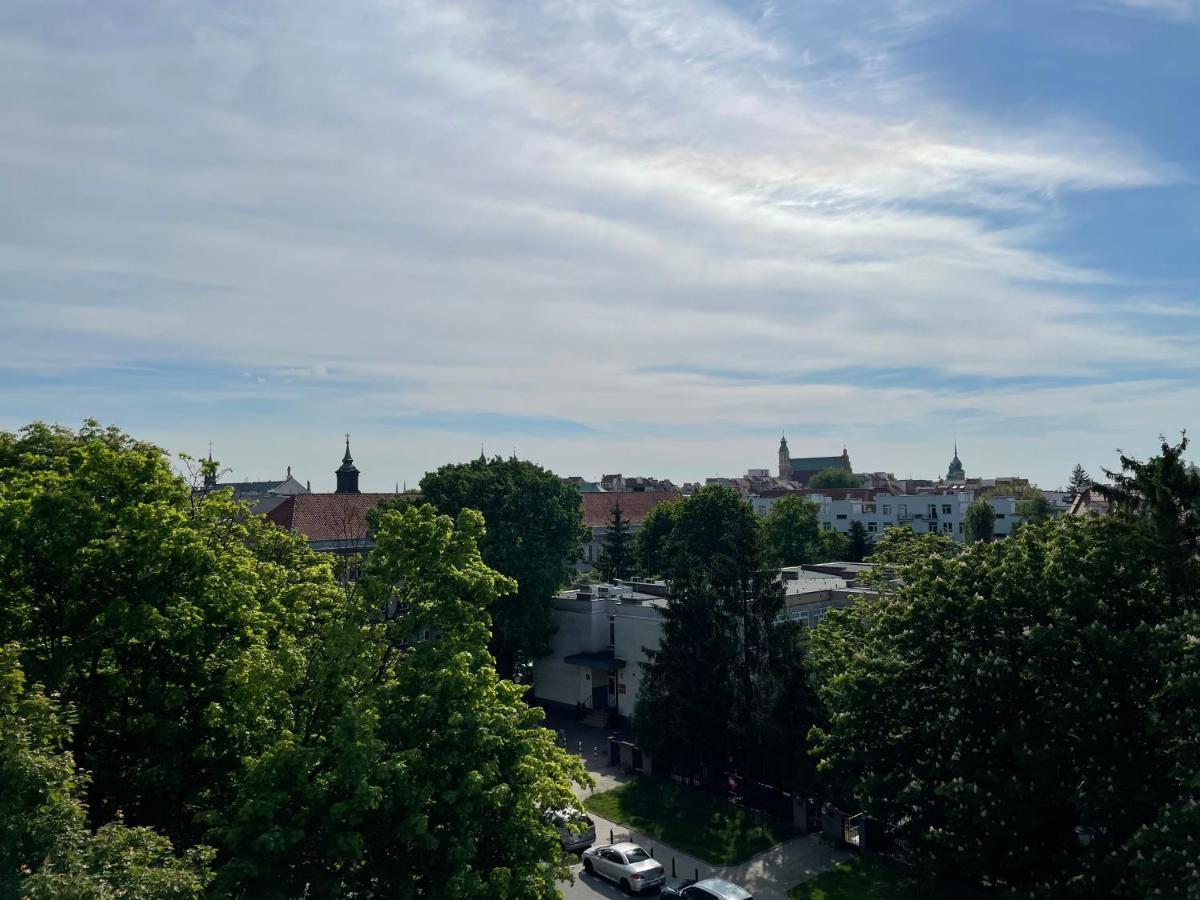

{"left": 1, "top": 0, "right": 1198, "bottom": 491}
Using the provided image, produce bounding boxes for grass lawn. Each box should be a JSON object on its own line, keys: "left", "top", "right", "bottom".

{"left": 789, "top": 856, "right": 1027, "bottom": 900}
{"left": 788, "top": 856, "right": 924, "bottom": 900}
{"left": 583, "top": 777, "right": 794, "bottom": 866}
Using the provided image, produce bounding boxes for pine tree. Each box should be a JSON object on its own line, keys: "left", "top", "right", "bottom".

{"left": 1068, "top": 463, "right": 1092, "bottom": 498}
{"left": 598, "top": 501, "right": 631, "bottom": 581}
{"left": 846, "top": 520, "right": 870, "bottom": 562}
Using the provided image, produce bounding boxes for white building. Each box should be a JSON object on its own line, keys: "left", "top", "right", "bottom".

{"left": 752, "top": 491, "right": 1031, "bottom": 541}
{"left": 531, "top": 566, "right": 874, "bottom": 722}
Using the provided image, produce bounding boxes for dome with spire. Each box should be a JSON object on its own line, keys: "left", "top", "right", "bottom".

{"left": 947, "top": 443, "right": 965, "bottom": 483}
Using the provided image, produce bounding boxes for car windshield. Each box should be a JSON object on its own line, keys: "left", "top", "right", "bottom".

{"left": 624, "top": 848, "right": 650, "bottom": 863}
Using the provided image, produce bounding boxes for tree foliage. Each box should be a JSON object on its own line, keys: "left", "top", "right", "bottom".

{"left": 817, "top": 527, "right": 849, "bottom": 562}
{"left": 812, "top": 438, "right": 1200, "bottom": 898}
{"left": 633, "top": 500, "right": 681, "bottom": 578}
{"left": 760, "top": 495, "right": 822, "bottom": 568}
{"left": 0, "top": 643, "right": 213, "bottom": 899}
{"left": 1068, "top": 463, "right": 1092, "bottom": 498}
{"left": 845, "top": 521, "right": 869, "bottom": 562}
{"left": 418, "top": 455, "right": 587, "bottom": 678}
{"left": 660, "top": 486, "right": 760, "bottom": 584}
{"left": 1016, "top": 492, "right": 1055, "bottom": 526}
{"left": 635, "top": 486, "right": 820, "bottom": 792}
{"left": 598, "top": 501, "right": 631, "bottom": 582}
{"left": 963, "top": 498, "right": 995, "bottom": 544}
{"left": 0, "top": 423, "right": 588, "bottom": 898}
{"left": 807, "top": 469, "right": 864, "bottom": 489}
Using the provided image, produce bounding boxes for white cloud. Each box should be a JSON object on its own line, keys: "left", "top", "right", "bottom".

{"left": 0, "top": 0, "right": 1193, "bottom": 487}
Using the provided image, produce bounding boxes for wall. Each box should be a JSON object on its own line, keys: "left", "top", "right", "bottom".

{"left": 530, "top": 598, "right": 608, "bottom": 706}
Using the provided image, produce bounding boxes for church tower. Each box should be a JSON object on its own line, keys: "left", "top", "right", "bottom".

{"left": 335, "top": 435, "right": 361, "bottom": 494}
{"left": 946, "top": 443, "right": 965, "bottom": 483}
{"left": 778, "top": 434, "right": 791, "bottom": 480}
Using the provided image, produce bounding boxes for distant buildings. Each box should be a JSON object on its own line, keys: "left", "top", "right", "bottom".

{"left": 576, "top": 490, "right": 680, "bottom": 573}
{"left": 778, "top": 435, "right": 852, "bottom": 486}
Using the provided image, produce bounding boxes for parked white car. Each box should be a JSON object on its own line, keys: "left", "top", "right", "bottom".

{"left": 581, "top": 841, "right": 666, "bottom": 893}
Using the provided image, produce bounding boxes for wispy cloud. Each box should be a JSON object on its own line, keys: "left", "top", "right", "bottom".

{"left": 0, "top": 0, "right": 1195, "bottom": 487}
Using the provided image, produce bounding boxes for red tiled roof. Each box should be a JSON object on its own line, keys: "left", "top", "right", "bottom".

{"left": 267, "top": 493, "right": 411, "bottom": 543}
{"left": 580, "top": 491, "right": 681, "bottom": 527}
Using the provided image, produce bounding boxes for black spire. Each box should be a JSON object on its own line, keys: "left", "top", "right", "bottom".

{"left": 335, "top": 434, "right": 360, "bottom": 494}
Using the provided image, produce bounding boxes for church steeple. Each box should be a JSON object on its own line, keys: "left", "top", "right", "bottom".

{"left": 947, "top": 442, "right": 965, "bottom": 483}
{"left": 335, "top": 434, "right": 361, "bottom": 494}
{"left": 778, "top": 434, "right": 791, "bottom": 480}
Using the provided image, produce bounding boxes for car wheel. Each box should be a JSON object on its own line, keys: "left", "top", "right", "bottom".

{"left": 583, "top": 859, "right": 593, "bottom": 875}
{"left": 620, "top": 877, "right": 631, "bottom": 894}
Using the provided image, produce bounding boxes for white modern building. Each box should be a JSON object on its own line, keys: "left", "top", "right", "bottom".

{"left": 531, "top": 566, "right": 874, "bottom": 723}
{"left": 752, "top": 491, "right": 1033, "bottom": 541}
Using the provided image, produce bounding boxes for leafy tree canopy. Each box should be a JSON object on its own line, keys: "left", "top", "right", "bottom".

{"left": 419, "top": 455, "right": 587, "bottom": 678}
{"left": 760, "top": 494, "right": 822, "bottom": 568}
{"left": 807, "top": 468, "right": 865, "bottom": 489}
{"left": 0, "top": 423, "right": 588, "bottom": 898}
{"left": 634, "top": 500, "right": 681, "bottom": 577}
{"left": 812, "top": 439, "right": 1200, "bottom": 897}
{"left": 963, "top": 498, "right": 995, "bottom": 544}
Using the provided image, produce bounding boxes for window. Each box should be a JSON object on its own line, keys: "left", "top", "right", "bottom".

{"left": 898, "top": 504, "right": 907, "bottom": 516}
{"left": 928, "top": 522, "right": 937, "bottom": 533}
{"left": 942, "top": 522, "right": 952, "bottom": 533}
{"left": 836, "top": 513, "right": 847, "bottom": 520}
{"left": 996, "top": 513, "right": 1006, "bottom": 519}
{"left": 942, "top": 504, "right": 952, "bottom": 515}
{"left": 822, "top": 522, "right": 833, "bottom": 530}
{"left": 959, "top": 522, "right": 964, "bottom": 533}
{"left": 608, "top": 616, "right": 615, "bottom": 648}
{"left": 867, "top": 521, "right": 877, "bottom": 532}
{"left": 882, "top": 504, "right": 891, "bottom": 515}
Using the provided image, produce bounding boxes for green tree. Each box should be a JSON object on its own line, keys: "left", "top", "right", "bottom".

{"left": 760, "top": 494, "right": 822, "bottom": 568}
{"left": 0, "top": 421, "right": 346, "bottom": 844}
{"left": 1097, "top": 434, "right": 1200, "bottom": 607}
{"left": 817, "top": 527, "right": 848, "bottom": 561}
{"left": 1016, "top": 492, "right": 1055, "bottom": 526}
{"left": 0, "top": 644, "right": 213, "bottom": 899}
{"left": 807, "top": 468, "right": 864, "bottom": 489}
{"left": 963, "top": 498, "right": 995, "bottom": 544}
{"left": 845, "top": 520, "right": 869, "bottom": 562}
{"left": 213, "top": 504, "right": 590, "bottom": 897}
{"left": 662, "top": 486, "right": 760, "bottom": 584}
{"left": 0, "top": 423, "right": 589, "bottom": 898}
{"left": 419, "top": 455, "right": 587, "bottom": 678}
{"left": 1068, "top": 463, "right": 1092, "bottom": 497}
{"left": 598, "top": 501, "right": 631, "bottom": 582}
{"left": 636, "top": 487, "right": 820, "bottom": 790}
{"left": 634, "top": 500, "right": 681, "bottom": 577}
{"left": 811, "top": 516, "right": 1185, "bottom": 896}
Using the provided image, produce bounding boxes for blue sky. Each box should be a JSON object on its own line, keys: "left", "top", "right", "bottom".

{"left": 1, "top": 0, "right": 1197, "bottom": 489}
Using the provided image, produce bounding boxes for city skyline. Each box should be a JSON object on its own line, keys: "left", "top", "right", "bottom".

{"left": 2, "top": 1, "right": 1197, "bottom": 490}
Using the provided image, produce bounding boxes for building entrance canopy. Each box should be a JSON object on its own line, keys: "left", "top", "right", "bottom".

{"left": 563, "top": 649, "right": 626, "bottom": 671}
